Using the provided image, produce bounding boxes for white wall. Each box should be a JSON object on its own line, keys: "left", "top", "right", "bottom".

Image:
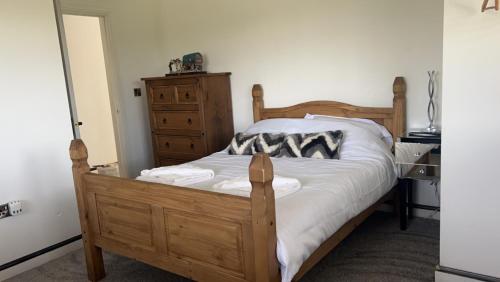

{"left": 440, "top": 0, "right": 500, "bottom": 279}
{"left": 159, "top": 0, "right": 444, "bottom": 132}
{"left": 0, "top": 0, "right": 81, "bottom": 279}
{"left": 60, "top": 0, "right": 166, "bottom": 176}
{"left": 63, "top": 14, "right": 118, "bottom": 167}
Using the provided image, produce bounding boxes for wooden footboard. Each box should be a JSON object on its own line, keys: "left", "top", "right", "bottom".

{"left": 70, "top": 139, "right": 280, "bottom": 282}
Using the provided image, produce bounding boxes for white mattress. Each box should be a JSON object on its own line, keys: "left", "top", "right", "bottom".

{"left": 178, "top": 149, "right": 397, "bottom": 282}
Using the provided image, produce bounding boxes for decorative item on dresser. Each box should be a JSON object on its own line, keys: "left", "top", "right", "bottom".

{"left": 167, "top": 52, "right": 204, "bottom": 75}
{"left": 426, "top": 71, "right": 438, "bottom": 133}
{"left": 141, "top": 72, "right": 234, "bottom": 166}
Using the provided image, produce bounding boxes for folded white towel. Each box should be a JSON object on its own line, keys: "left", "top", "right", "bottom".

{"left": 212, "top": 175, "right": 301, "bottom": 199}
{"left": 137, "top": 164, "right": 214, "bottom": 186}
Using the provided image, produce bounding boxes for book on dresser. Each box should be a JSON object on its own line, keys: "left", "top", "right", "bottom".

{"left": 141, "top": 72, "right": 234, "bottom": 167}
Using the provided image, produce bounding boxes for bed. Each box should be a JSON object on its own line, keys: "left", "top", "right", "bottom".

{"left": 69, "top": 77, "right": 406, "bottom": 282}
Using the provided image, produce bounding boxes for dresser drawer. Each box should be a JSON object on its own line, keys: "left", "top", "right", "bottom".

{"left": 151, "top": 86, "right": 175, "bottom": 104}
{"left": 158, "top": 158, "right": 185, "bottom": 167}
{"left": 155, "top": 135, "right": 206, "bottom": 155}
{"left": 395, "top": 142, "right": 440, "bottom": 166}
{"left": 396, "top": 142, "right": 441, "bottom": 180}
{"left": 153, "top": 111, "right": 202, "bottom": 130}
{"left": 158, "top": 153, "right": 200, "bottom": 166}
{"left": 175, "top": 85, "right": 198, "bottom": 104}
{"left": 401, "top": 164, "right": 441, "bottom": 180}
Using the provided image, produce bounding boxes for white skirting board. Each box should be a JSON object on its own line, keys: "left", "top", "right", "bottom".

{"left": 435, "top": 266, "right": 500, "bottom": 282}
{"left": 0, "top": 240, "right": 82, "bottom": 281}
{"left": 435, "top": 271, "right": 482, "bottom": 282}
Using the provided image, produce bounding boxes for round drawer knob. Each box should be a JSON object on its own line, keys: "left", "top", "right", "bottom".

{"left": 190, "top": 143, "right": 195, "bottom": 149}
{"left": 159, "top": 93, "right": 164, "bottom": 99}
{"left": 162, "top": 118, "right": 167, "bottom": 124}
{"left": 185, "top": 92, "right": 190, "bottom": 99}
{"left": 165, "top": 142, "right": 170, "bottom": 148}
{"left": 187, "top": 118, "right": 192, "bottom": 125}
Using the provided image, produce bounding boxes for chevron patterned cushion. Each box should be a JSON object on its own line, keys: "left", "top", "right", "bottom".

{"left": 279, "top": 131, "right": 343, "bottom": 159}
{"left": 228, "top": 133, "right": 258, "bottom": 155}
{"left": 301, "top": 131, "right": 343, "bottom": 159}
{"left": 253, "top": 133, "right": 286, "bottom": 157}
{"left": 278, "top": 133, "right": 304, "bottom": 158}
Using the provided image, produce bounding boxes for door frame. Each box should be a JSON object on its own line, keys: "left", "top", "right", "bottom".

{"left": 54, "top": 0, "right": 128, "bottom": 177}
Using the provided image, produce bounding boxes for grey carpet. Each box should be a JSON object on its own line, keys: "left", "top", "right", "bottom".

{"left": 6, "top": 212, "right": 439, "bottom": 282}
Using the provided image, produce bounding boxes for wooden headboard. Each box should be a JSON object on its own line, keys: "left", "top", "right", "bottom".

{"left": 252, "top": 77, "right": 406, "bottom": 143}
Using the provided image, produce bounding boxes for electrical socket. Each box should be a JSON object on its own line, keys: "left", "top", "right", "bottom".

{"left": 0, "top": 204, "right": 9, "bottom": 219}
{"left": 8, "top": 201, "right": 22, "bottom": 216}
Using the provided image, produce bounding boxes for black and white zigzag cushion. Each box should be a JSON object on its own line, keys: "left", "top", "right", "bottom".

{"left": 228, "top": 133, "right": 258, "bottom": 155}
{"left": 278, "top": 134, "right": 304, "bottom": 158}
{"left": 253, "top": 133, "right": 286, "bottom": 157}
{"left": 278, "top": 131, "right": 343, "bottom": 159}
{"left": 301, "top": 131, "right": 343, "bottom": 159}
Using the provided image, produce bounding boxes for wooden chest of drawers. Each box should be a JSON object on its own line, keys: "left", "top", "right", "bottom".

{"left": 142, "top": 73, "right": 234, "bottom": 166}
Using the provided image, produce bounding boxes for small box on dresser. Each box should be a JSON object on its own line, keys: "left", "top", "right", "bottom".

{"left": 142, "top": 72, "right": 234, "bottom": 166}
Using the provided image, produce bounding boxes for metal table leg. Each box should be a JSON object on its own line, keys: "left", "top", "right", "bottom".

{"left": 408, "top": 179, "right": 414, "bottom": 219}
{"left": 399, "top": 179, "right": 408, "bottom": 230}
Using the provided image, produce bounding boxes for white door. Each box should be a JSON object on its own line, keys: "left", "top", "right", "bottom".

{"left": 62, "top": 14, "right": 120, "bottom": 174}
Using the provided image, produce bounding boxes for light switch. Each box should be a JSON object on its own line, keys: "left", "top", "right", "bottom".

{"left": 134, "top": 88, "right": 141, "bottom": 97}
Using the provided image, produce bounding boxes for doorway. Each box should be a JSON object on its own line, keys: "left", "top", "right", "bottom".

{"left": 61, "top": 14, "right": 122, "bottom": 176}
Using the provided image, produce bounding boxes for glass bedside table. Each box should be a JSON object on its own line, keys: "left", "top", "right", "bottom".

{"left": 395, "top": 131, "right": 441, "bottom": 230}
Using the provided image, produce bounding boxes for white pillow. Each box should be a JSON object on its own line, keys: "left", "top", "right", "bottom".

{"left": 244, "top": 118, "right": 393, "bottom": 161}
{"left": 304, "top": 113, "right": 393, "bottom": 147}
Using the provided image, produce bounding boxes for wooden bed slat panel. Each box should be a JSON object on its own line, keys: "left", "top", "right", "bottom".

{"left": 166, "top": 211, "right": 245, "bottom": 273}
{"left": 96, "top": 195, "right": 154, "bottom": 250}
{"left": 83, "top": 173, "right": 252, "bottom": 222}
{"left": 151, "top": 206, "right": 168, "bottom": 254}
{"left": 190, "top": 263, "right": 248, "bottom": 282}
{"left": 87, "top": 193, "right": 101, "bottom": 238}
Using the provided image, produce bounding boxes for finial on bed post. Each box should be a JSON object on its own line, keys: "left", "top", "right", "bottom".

{"left": 252, "top": 84, "right": 264, "bottom": 122}
{"left": 249, "top": 153, "right": 280, "bottom": 282}
{"left": 69, "top": 139, "right": 105, "bottom": 281}
{"left": 70, "top": 139, "right": 90, "bottom": 170}
{"left": 392, "top": 77, "right": 407, "bottom": 142}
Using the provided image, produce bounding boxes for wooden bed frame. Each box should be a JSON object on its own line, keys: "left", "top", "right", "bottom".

{"left": 70, "top": 77, "right": 406, "bottom": 282}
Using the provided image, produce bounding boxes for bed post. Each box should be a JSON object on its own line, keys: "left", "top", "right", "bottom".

{"left": 252, "top": 84, "right": 264, "bottom": 122}
{"left": 392, "top": 77, "right": 407, "bottom": 143}
{"left": 69, "top": 139, "right": 105, "bottom": 281}
{"left": 249, "top": 153, "right": 280, "bottom": 282}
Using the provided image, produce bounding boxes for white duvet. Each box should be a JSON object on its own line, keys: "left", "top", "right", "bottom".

{"left": 142, "top": 118, "right": 398, "bottom": 281}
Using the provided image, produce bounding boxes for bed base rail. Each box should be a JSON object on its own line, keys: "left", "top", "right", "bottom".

{"left": 70, "top": 139, "right": 280, "bottom": 282}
